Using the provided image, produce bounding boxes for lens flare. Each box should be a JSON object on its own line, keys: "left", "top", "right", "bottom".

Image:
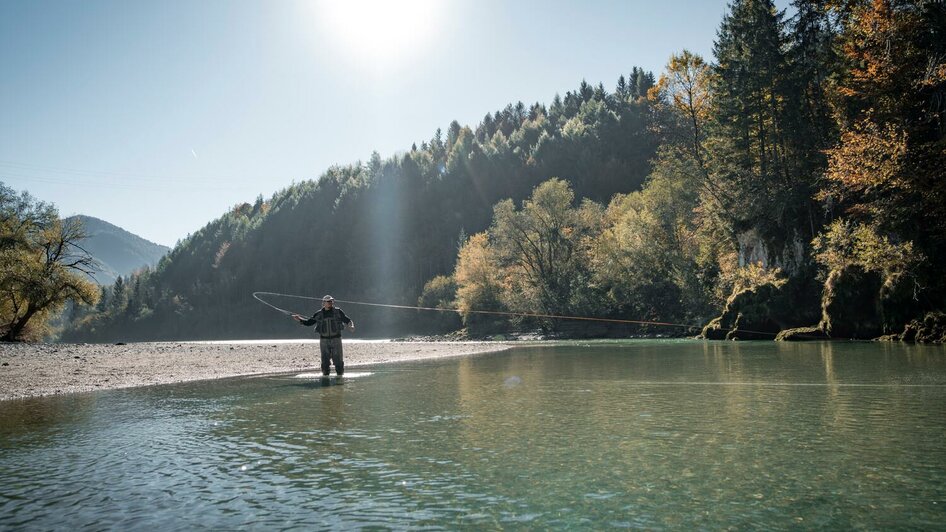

{"left": 315, "top": 0, "right": 445, "bottom": 70}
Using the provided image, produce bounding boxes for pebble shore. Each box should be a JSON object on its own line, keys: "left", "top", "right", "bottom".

{"left": 0, "top": 340, "right": 510, "bottom": 401}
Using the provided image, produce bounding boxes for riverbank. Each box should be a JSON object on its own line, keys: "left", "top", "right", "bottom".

{"left": 0, "top": 341, "right": 510, "bottom": 401}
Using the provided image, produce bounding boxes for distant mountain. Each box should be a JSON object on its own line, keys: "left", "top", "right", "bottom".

{"left": 67, "top": 215, "right": 170, "bottom": 285}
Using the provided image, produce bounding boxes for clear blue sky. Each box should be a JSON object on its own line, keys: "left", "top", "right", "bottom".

{"left": 1, "top": 0, "right": 790, "bottom": 247}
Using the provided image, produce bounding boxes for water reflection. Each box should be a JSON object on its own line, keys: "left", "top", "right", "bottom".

{"left": 1, "top": 341, "right": 945, "bottom": 529}
{"left": 0, "top": 394, "right": 97, "bottom": 442}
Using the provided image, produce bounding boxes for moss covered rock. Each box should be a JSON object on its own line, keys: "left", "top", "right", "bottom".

{"left": 700, "top": 316, "right": 728, "bottom": 340}
{"left": 775, "top": 326, "right": 830, "bottom": 341}
{"left": 899, "top": 312, "right": 946, "bottom": 344}
{"left": 776, "top": 265, "right": 923, "bottom": 341}
{"left": 877, "top": 271, "right": 924, "bottom": 337}
{"left": 700, "top": 283, "right": 785, "bottom": 340}
{"left": 820, "top": 265, "right": 885, "bottom": 339}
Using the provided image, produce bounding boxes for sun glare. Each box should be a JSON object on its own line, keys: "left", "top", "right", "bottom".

{"left": 315, "top": 0, "right": 445, "bottom": 69}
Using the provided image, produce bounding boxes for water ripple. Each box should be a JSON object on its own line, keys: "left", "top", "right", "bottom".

{"left": 2, "top": 342, "right": 945, "bottom": 528}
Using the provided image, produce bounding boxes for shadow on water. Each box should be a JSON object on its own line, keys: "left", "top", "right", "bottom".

{"left": 0, "top": 394, "right": 98, "bottom": 443}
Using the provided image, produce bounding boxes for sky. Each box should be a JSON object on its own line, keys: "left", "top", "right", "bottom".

{"left": 1, "top": 0, "right": 790, "bottom": 247}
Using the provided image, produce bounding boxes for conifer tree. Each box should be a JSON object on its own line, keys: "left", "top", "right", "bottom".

{"left": 709, "top": 0, "right": 814, "bottom": 261}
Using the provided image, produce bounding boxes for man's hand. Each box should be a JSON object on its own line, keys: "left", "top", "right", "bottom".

{"left": 292, "top": 314, "right": 302, "bottom": 322}
{"left": 348, "top": 322, "right": 355, "bottom": 331}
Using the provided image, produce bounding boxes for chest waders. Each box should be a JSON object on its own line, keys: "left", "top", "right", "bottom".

{"left": 317, "top": 311, "right": 343, "bottom": 338}
{"left": 316, "top": 310, "right": 345, "bottom": 375}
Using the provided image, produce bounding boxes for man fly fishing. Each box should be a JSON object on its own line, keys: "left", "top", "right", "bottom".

{"left": 292, "top": 295, "right": 354, "bottom": 376}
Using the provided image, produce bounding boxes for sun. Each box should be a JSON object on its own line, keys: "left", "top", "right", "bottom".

{"left": 315, "top": 0, "right": 445, "bottom": 69}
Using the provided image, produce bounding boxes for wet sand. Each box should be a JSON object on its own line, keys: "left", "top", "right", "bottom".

{"left": 0, "top": 341, "right": 510, "bottom": 401}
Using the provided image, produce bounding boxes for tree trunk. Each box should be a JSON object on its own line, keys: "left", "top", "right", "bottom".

{"left": 2, "top": 305, "right": 36, "bottom": 342}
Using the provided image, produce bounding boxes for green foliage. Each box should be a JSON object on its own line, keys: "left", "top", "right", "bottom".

{"left": 60, "top": 0, "right": 946, "bottom": 342}
{"left": 415, "top": 275, "right": 462, "bottom": 333}
{"left": 706, "top": 0, "right": 829, "bottom": 265}
{"left": 454, "top": 179, "right": 603, "bottom": 333}
{"left": 591, "top": 154, "right": 711, "bottom": 323}
{"left": 454, "top": 233, "right": 507, "bottom": 333}
{"left": 62, "top": 71, "right": 660, "bottom": 341}
{"left": 492, "top": 178, "right": 602, "bottom": 316}
{"left": 674, "top": 0, "right": 940, "bottom": 340}
{"left": 808, "top": 220, "right": 923, "bottom": 337}
{"left": 812, "top": 220, "right": 921, "bottom": 277}
{"left": 727, "top": 262, "right": 787, "bottom": 294}
{"left": 824, "top": 0, "right": 946, "bottom": 273}
{"left": 418, "top": 275, "right": 457, "bottom": 309}
{"left": 1, "top": 183, "right": 99, "bottom": 341}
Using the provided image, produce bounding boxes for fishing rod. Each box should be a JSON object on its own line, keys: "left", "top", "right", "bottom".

{"left": 252, "top": 290, "right": 713, "bottom": 334}
{"left": 253, "top": 291, "right": 299, "bottom": 316}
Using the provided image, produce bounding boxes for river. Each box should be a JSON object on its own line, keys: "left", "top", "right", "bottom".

{"left": 1, "top": 340, "right": 944, "bottom": 528}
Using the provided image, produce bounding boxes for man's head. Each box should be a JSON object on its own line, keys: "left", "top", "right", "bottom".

{"left": 322, "top": 295, "right": 335, "bottom": 308}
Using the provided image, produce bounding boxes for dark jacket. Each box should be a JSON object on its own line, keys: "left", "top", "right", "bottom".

{"left": 301, "top": 307, "right": 351, "bottom": 338}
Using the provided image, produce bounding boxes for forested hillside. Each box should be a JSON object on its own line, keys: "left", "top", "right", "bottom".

{"left": 63, "top": 0, "right": 946, "bottom": 343}
{"left": 64, "top": 215, "right": 169, "bottom": 285}
{"left": 63, "top": 69, "right": 659, "bottom": 340}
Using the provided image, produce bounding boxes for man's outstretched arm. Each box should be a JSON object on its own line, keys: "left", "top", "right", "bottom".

{"left": 292, "top": 312, "right": 320, "bottom": 326}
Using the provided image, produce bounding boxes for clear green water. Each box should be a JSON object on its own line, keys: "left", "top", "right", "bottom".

{"left": 2, "top": 341, "right": 946, "bottom": 529}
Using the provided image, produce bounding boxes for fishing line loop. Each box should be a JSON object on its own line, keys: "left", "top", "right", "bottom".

{"left": 252, "top": 291, "right": 709, "bottom": 332}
